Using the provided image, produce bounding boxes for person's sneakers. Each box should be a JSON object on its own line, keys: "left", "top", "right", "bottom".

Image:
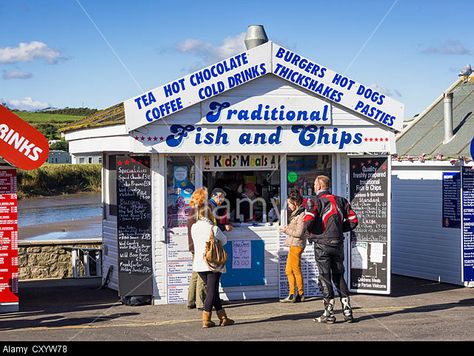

{"left": 187, "top": 303, "right": 196, "bottom": 309}
{"left": 279, "top": 294, "right": 295, "bottom": 303}
{"left": 294, "top": 293, "right": 305, "bottom": 303}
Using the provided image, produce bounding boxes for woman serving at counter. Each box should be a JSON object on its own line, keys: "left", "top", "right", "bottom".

{"left": 189, "top": 188, "right": 235, "bottom": 328}
{"left": 280, "top": 189, "right": 306, "bottom": 303}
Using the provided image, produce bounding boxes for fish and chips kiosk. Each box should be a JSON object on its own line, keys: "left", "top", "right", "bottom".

{"left": 64, "top": 27, "right": 404, "bottom": 304}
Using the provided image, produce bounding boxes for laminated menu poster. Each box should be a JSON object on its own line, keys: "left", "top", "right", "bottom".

{"left": 0, "top": 168, "right": 19, "bottom": 311}
{"left": 116, "top": 156, "right": 153, "bottom": 297}
{"left": 349, "top": 157, "right": 390, "bottom": 294}
{"left": 166, "top": 227, "right": 193, "bottom": 304}
{"left": 462, "top": 167, "right": 474, "bottom": 285}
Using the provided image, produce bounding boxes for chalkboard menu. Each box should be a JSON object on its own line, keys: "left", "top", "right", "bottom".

{"left": 116, "top": 155, "right": 153, "bottom": 297}
{"left": 442, "top": 172, "right": 461, "bottom": 228}
{"left": 349, "top": 157, "right": 390, "bottom": 294}
{"left": 461, "top": 167, "right": 474, "bottom": 284}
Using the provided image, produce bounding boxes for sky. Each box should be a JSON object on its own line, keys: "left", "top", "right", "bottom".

{"left": 1, "top": 0, "right": 473, "bottom": 120}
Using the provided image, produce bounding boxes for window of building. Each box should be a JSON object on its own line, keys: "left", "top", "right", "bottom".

{"left": 166, "top": 156, "right": 195, "bottom": 228}
{"left": 286, "top": 155, "right": 332, "bottom": 199}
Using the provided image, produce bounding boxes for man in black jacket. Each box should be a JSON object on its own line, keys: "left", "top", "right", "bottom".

{"left": 304, "top": 175, "right": 358, "bottom": 323}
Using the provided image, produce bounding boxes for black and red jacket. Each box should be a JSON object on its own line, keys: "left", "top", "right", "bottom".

{"left": 304, "top": 190, "right": 358, "bottom": 245}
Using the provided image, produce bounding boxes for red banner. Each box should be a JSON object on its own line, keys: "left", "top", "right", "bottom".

{"left": 0, "top": 168, "right": 19, "bottom": 305}
{"left": 0, "top": 105, "right": 49, "bottom": 170}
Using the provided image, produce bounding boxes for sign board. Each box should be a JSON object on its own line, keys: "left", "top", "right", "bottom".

{"left": 0, "top": 105, "right": 49, "bottom": 170}
{"left": 199, "top": 97, "right": 332, "bottom": 125}
{"left": 116, "top": 155, "right": 153, "bottom": 297}
{"left": 203, "top": 154, "right": 278, "bottom": 171}
{"left": 271, "top": 44, "right": 404, "bottom": 131}
{"left": 349, "top": 157, "right": 390, "bottom": 294}
{"left": 125, "top": 42, "right": 404, "bottom": 133}
{"left": 131, "top": 125, "right": 395, "bottom": 154}
{"left": 220, "top": 240, "right": 265, "bottom": 287}
{"left": 0, "top": 167, "right": 19, "bottom": 312}
{"left": 125, "top": 42, "right": 272, "bottom": 131}
{"left": 442, "top": 172, "right": 461, "bottom": 228}
{"left": 461, "top": 166, "right": 474, "bottom": 286}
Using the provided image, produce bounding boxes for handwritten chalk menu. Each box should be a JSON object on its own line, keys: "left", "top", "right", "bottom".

{"left": 349, "top": 157, "right": 390, "bottom": 294}
{"left": 443, "top": 172, "right": 461, "bottom": 228}
{"left": 116, "top": 156, "right": 153, "bottom": 297}
{"left": 278, "top": 232, "right": 320, "bottom": 298}
{"left": 0, "top": 168, "right": 19, "bottom": 311}
{"left": 461, "top": 167, "right": 474, "bottom": 284}
{"left": 166, "top": 227, "right": 193, "bottom": 304}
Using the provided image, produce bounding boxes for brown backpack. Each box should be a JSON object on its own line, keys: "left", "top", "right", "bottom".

{"left": 205, "top": 226, "right": 228, "bottom": 270}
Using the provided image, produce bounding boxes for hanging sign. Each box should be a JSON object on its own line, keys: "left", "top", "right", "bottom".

{"left": 0, "top": 105, "right": 49, "bottom": 170}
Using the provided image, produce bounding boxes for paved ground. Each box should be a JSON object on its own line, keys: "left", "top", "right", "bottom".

{"left": 0, "top": 275, "right": 473, "bottom": 341}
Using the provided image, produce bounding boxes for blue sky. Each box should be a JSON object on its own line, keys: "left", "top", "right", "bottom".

{"left": 1, "top": 0, "right": 473, "bottom": 119}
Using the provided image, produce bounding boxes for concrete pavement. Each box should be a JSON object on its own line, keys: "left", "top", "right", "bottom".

{"left": 0, "top": 275, "right": 473, "bottom": 341}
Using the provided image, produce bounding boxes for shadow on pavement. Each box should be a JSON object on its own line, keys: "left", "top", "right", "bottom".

{"left": 0, "top": 312, "right": 140, "bottom": 332}
{"left": 353, "top": 298, "right": 474, "bottom": 323}
{"left": 388, "top": 275, "right": 464, "bottom": 297}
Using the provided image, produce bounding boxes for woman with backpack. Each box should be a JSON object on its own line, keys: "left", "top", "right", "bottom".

{"left": 189, "top": 188, "right": 235, "bottom": 328}
{"left": 279, "top": 189, "right": 306, "bottom": 303}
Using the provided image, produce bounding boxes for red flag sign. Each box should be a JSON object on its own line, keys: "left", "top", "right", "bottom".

{"left": 0, "top": 105, "right": 49, "bottom": 170}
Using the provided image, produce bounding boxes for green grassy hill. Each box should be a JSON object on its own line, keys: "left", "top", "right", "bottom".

{"left": 13, "top": 109, "right": 96, "bottom": 140}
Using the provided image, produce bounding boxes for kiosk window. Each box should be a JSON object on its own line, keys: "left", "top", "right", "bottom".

{"left": 287, "top": 155, "right": 331, "bottom": 198}
{"left": 166, "top": 156, "right": 195, "bottom": 228}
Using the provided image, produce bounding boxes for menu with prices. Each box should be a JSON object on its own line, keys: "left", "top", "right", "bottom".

{"left": 116, "top": 156, "right": 153, "bottom": 297}
{"left": 166, "top": 227, "right": 193, "bottom": 304}
{"left": 349, "top": 157, "right": 390, "bottom": 294}
{"left": 442, "top": 172, "right": 461, "bottom": 228}
{"left": 462, "top": 167, "right": 474, "bottom": 284}
{"left": 0, "top": 168, "right": 19, "bottom": 309}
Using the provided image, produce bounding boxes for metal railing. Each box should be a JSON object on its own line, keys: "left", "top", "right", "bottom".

{"left": 67, "top": 247, "right": 102, "bottom": 278}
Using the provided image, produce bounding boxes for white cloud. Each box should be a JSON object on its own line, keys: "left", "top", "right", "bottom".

{"left": 0, "top": 41, "right": 62, "bottom": 64}
{"left": 369, "top": 83, "right": 402, "bottom": 98}
{"left": 176, "top": 32, "right": 246, "bottom": 64}
{"left": 2, "top": 70, "right": 33, "bottom": 80}
{"left": 5, "top": 97, "right": 50, "bottom": 111}
{"left": 421, "top": 40, "right": 471, "bottom": 55}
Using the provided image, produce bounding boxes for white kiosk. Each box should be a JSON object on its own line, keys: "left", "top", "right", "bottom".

{"left": 64, "top": 28, "right": 403, "bottom": 304}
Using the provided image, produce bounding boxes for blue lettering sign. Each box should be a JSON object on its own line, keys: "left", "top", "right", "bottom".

{"left": 291, "top": 125, "right": 363, "bottom": 149}
{"left": 166, "top": 125, "right": 195, "bottom": 147}
{"left": 205, "top": 101, "right": 330, "bottom": 123}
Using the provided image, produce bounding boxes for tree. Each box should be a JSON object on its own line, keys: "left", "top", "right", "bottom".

{"left": 50, "top": 140, "right": 69, "bottom": 151}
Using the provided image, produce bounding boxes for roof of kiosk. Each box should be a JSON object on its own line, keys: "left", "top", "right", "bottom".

{"left": 63, "top": 41, "right": 404, "bottom": 135}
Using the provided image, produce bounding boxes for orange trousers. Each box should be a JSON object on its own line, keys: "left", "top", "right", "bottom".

{"left": 285, "top": 246, "right": 304, "bottom": 295}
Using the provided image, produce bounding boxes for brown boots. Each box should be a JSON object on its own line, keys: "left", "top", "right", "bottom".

{"left": 202, "top": 309, "right": 235, "bottom": 328}
{"left": 202, "top": 311, "right": 216, "bottom": 328}
{"left": 216, "top": 309, "right": 235, "bottom": 326}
